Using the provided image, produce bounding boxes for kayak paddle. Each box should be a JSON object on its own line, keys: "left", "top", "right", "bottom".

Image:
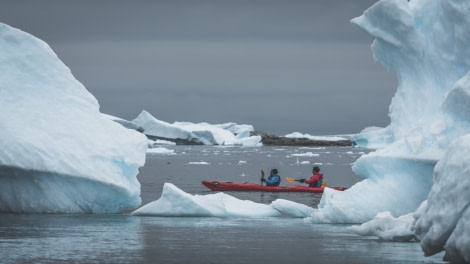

{"left": 285, "top": 176, "right": 304, "bottom": 183}
{"left": 260, "top": 170, "right": 265, "bottom": 186}
{"left": 286, "top": 177, "right": 328, "bottom": 187}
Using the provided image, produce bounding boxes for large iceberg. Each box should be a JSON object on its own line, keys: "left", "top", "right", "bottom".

{"left": 0, "top": 23, "right": 148, "bottom": 213}
{"left": 308, "top": 0, "right": 470, "bottom": 261}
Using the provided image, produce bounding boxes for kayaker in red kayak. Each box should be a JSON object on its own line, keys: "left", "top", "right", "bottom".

{"left": 261, "top": 168, "right": 281, "bottom": 186}
{"left": 299, "top": 166, "right": 324, "bottom": 187}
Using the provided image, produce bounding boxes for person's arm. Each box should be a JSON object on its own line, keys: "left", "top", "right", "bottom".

{"left": 305, "top": 175, "right": 319, "bottom": 184}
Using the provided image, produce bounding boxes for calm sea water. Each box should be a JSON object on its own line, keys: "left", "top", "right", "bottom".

{"left": 0, "top": 146, "right": 446, "bottom": 263}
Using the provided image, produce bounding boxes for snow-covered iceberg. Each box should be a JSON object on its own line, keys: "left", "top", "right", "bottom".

{"left": 284, "top": 132, "right": 348, "bottom": 142}
{"left": 309, "top": 0, "right": 470, "bottom": 261}
{"left": 102, "top": 113, "right": 145, "bottom": 132}
{"left": 0, "top": 23, "right": 148, "bottom": 213}
{"left": 133, "top": 110, "right": 262, "bottom": 146}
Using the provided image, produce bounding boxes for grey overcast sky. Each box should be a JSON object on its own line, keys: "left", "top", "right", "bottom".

{"left": 1, "top": 0, "right": 396, "bottom": 135}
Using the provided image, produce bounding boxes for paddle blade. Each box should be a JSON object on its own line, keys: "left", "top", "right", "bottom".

{"left": 285, "top": 176, "right": 296, "bottom": 183}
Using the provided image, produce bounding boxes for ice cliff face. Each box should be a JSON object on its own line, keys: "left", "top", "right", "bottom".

{"left": 352, "top": 0, "right": 470, "bottom": 151}
{"left": 0, "top": 23, "right": 148, "bottom": 213}
{"left": 310, "top": 0, "right": 470, "bottom": 262}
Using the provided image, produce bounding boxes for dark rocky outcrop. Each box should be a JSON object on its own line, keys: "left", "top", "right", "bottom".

{"left": 145, "top": 135, "right": 204, "bottom": 145}
{"left": 250, "top": 131, "right": 352, "bottom": 147}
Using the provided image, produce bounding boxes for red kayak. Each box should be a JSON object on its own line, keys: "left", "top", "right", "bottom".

{"left": 202, "top": 180, "right": 347, "bottom": 193}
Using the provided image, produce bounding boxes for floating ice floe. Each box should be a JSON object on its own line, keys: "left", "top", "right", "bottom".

{"left": 132, "top": 183, "right": 281, "bottom": 217}
{"left": 188, "top": 162, "right": 211, "bottom": 165}
{"left": 146, "top": 147, "right": 176, "bottom": 155}
{"left": 285, "top": 132, "right": 348, "bottom": 141}
{"left": 132, "top": 183, "right": 315, "bottom": 218}
{"left": 290, "top": 152, "right": 320, "bottom": 157}
{"left": 348, "top": 211, "right": 416, "bottom": 242}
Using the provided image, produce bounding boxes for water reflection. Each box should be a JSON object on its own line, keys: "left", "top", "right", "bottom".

{"left": 0, "top": 214, "right": 143, "bottom": 263}
{"left": 0, "top": 212, "right": 447, "bottom": 263}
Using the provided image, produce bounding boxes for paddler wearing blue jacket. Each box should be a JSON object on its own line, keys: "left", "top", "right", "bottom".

{"left": 261, "top": 168, "right": 281, "bottom": 186}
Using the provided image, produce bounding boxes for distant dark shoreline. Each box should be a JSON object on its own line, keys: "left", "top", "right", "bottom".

{"left": 250, "top": 131, "right": 352, "bottom": 147}
{"left": 145, "top": 131, "right": 352, "bottom": 147}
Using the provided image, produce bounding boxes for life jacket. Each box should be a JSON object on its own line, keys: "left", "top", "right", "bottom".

{"left": 266, "top": 174, "right": 281, "bottom": 186}
{"left": 309, "top": 172, "right": 323, "bottom": 187}
{"left": 317, "top": 173, "right": 324, "bottom": 187}
{"left": 274, "top": 175, "right": 281, "bottom": 186}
